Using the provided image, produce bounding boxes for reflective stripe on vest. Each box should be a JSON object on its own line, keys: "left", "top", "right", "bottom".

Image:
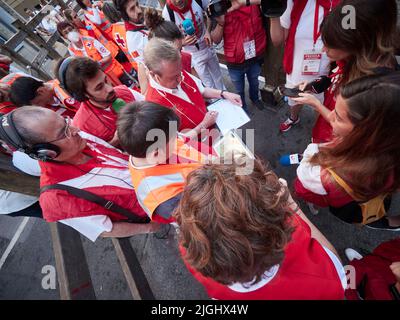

{"left": 86, "top": 8, "right": 111, "bottom": 32}
{"left": 112, "top": 22, "right": 138, "bottom": 70}
{"left": 0, "top": 73, "right": 23, "bottom": 85}
{"left": 136, "top": 172, "right": 185, "bottom": 218}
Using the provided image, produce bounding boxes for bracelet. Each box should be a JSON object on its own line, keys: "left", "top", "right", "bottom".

{"left": 220, "top": 90, "right": 226, "bottom": 99}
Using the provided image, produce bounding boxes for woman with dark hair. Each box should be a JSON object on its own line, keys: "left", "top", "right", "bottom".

{"left": 295, "top": 72, "right": 400, "bottom": 230}
{"left": 293, "top": 0, "right": 399, "bottom": 143}
{"left": 175, "top": 160, "right": 346, "bottom": 299}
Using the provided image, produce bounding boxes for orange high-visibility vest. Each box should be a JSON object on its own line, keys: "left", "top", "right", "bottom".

{"left": 81, "top": 20, "right": 119, "bottom": 58}
{"left": 111, "top": 22, "right": 138, "bottom": 71}
{"left": 84, "top": 8, "right": 113, "bottom": 40}
{"left": 68, "top": 37, "right": 124, "bottom": 86}
{"left": 47, "top": 79, "right": 80, "bottom": 113}
{"left": 129, "top": 137, "right": 215, "bottom": 221}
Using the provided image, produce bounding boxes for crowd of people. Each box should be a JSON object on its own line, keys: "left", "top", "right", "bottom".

{"left": 0, "top": 0, "right": 400, "bottom": 300}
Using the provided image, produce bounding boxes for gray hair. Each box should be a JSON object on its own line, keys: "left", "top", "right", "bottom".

{"left": 144, "top": 38, "right": 180, "bottom": 75}
{"left": 13, "top": 106, "right": 50, "bottom": 146}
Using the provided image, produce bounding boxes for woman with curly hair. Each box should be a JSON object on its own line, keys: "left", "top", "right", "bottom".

{"left": 174, "top": 160, "right": 346, "bottom": 299}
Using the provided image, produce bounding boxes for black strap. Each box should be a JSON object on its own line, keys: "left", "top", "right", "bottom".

{"left": 40, "top": 184, "right": 150, "bottom": 224}
{"left": 167, "top": 4, "right": 175, "bottom": 23}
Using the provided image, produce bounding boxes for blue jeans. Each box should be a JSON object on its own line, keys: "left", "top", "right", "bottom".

{"left": 227, "top": 60, "right": 262, "bottom": 112}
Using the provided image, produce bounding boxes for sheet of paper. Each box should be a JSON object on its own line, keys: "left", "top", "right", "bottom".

{"left": 207, "top": 99, "right": 250, "bottom": 135}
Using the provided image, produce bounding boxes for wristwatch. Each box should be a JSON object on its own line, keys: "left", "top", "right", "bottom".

{"left": 220, "top": 90, "right": 226, "bottom": 99}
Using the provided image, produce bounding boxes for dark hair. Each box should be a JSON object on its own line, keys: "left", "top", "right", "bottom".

{"left": 174, "top": 160, "right": 294, "bottom": 286}
{"left": 10, "top": 77, "right": 44, "bottom": 106}
{"left": 102, "top": 1, "right": 122, "bottom": 23}
{"left": 63, "top": 57, "right": 101, "bottom": 102}
{"left": 113, "top": 0, "right": 130, "bottom": 21}
{"left": 312, "top": 72, "right": 400, "bottom": 200}
{"left": 145, "top": 8, "right": 183, "bottom": 41}
{"left": 117, "top": 101, "right": 180, "bottom": 158}
{"left": 76, "top": 0, "right": 88, "bottom": 10}
{"left": 56, "top": 20, "right": 74, "bottom": 37}
{"left": 63, "top": 8, "right": 75, "bottom": 22}
{"left": 321, "top": 0, "right": 398, "bottom": 85}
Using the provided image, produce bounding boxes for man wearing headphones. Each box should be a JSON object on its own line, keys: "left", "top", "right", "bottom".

{"left": 0, "top": 106, "right": 160, "bottom": 241}
{"left": 144, "top": 38, "right": 241, "bottom": 138}
{"left": 57, "top": 56, "right": 144, "bottom": 146}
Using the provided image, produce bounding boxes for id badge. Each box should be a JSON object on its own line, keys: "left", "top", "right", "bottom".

{"left": 243, "top": 40, "right": 256, "bottom": 60}
{"left": 301, "top": 50, "right": 322, "bottom": 75}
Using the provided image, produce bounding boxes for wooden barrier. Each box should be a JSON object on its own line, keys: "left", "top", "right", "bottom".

{"left": 0, "top": 152, "right": 154, "bottom": 300}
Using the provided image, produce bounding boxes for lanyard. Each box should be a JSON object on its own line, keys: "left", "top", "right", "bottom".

{"left": 83, "top": 144, "right": 128, "bottom": 170}
{"left": 313, "top": 1, "right": 322, "bottom": 49}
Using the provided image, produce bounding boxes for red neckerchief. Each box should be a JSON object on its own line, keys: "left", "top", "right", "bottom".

{"left": 124, "top": 21, "right": 148, "bottom": 33}
{"left": 166, "top": 0, "right": 199, "bottom": 34}
{"left": 328, "top": 60, "right": 346, "bottom": 94}
{"left": 0, "top": 63, "right": 10, "bottom": 72}
{"left": 166, "top": 0, "right": 192, "bottom": 14}
{"left": 283, "top": 0, "right": 340, "bottom": 75}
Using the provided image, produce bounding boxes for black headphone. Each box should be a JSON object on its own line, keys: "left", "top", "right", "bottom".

{"left": 58, "top": 56, "right": 87, "bottom": 102}
{"left": 0, "top": 111, "right": 61, "bottom": 161}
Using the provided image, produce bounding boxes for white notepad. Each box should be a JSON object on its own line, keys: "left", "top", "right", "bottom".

{"left": 207, "top": 99, "right": 250, "bottom": 135}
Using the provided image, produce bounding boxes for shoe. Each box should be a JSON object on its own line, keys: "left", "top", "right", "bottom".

{"left": 252, "top": 99, "right": 265, "bottom": 110}
{"left": 345, "top": 248, "right": 363, "bottom": 261}
{"left": 279, "top": 117, "right": 300, "bottom": 132}
{"left": 365, "top": 217, "right": 400, "bottom": 231}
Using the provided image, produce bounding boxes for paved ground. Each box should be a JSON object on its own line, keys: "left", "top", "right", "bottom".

{"left": 0, "top": 69, "right": 399, "bottom": 300}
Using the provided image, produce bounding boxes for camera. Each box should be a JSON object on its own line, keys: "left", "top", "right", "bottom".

{"left": 206, "top": 0, "right": 232, "bottom": 18}
{"left": 261, "top": 0, "right": 287, "bottom": 18}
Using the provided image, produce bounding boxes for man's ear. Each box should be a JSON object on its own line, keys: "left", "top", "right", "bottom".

{"left": 36, "top": 86, "right": 47, "bottom": 97}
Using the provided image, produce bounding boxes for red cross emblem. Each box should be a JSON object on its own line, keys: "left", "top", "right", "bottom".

{"left": 115, "top": 33, "right": 126, "bottom": 48}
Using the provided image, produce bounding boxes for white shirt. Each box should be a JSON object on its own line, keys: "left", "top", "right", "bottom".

{"left": 126, "top": 26, "right": 149, "bottom": 65}
{"left": 0, "top": 152, "right": 41, "bottom": 214}
{"left": 148, "top": 72, "right": 205, "bottom": 104}
{"left": 69, "top": 38, "right": 111, "bottom": 58}
{"left": 162, "top": 0, "right": 210, "bottom": 54}
{"left": 84, "top": 6, "right": 103, "bottom": 25}
{"left": 56, "top": 132, "right": 133, "bottom": 242}
{"left": 280, "top": 0, "right": 331, "bottom": 88}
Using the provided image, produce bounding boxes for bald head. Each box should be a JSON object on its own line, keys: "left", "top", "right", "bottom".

{"left": 13, "top": 106, "right": 54, "bottom": 146}
{"left": 12, "top": 106, "right": 87, "bottom": 162}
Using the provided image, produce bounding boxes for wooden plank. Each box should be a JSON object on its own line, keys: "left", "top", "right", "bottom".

{"left": 3, "top": 30, "right": 28, "bottom": 52}
{"left": 0, "top": 46, "right": 52, "bottom": 80}
{"left": 50, "top": 222, "right": 96, "bottom": 300}
{"left": 32, "top": 48, "right": 49, "bottom": 69}
{"left": 0, "top": 1, "right": 26, "bottom": 23}
{"left": 112, "top": 238, "right": 155, "bottom": 300}
{"left": 0, "top": 153, "right": 40, "bottom": 196}
{"left": 12, "top": 20, "right": 61, "bottom": 60}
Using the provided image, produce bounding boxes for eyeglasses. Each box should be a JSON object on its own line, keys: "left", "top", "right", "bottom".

{"left": 47, "top": 116, "right": 72, "bottom": 143}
